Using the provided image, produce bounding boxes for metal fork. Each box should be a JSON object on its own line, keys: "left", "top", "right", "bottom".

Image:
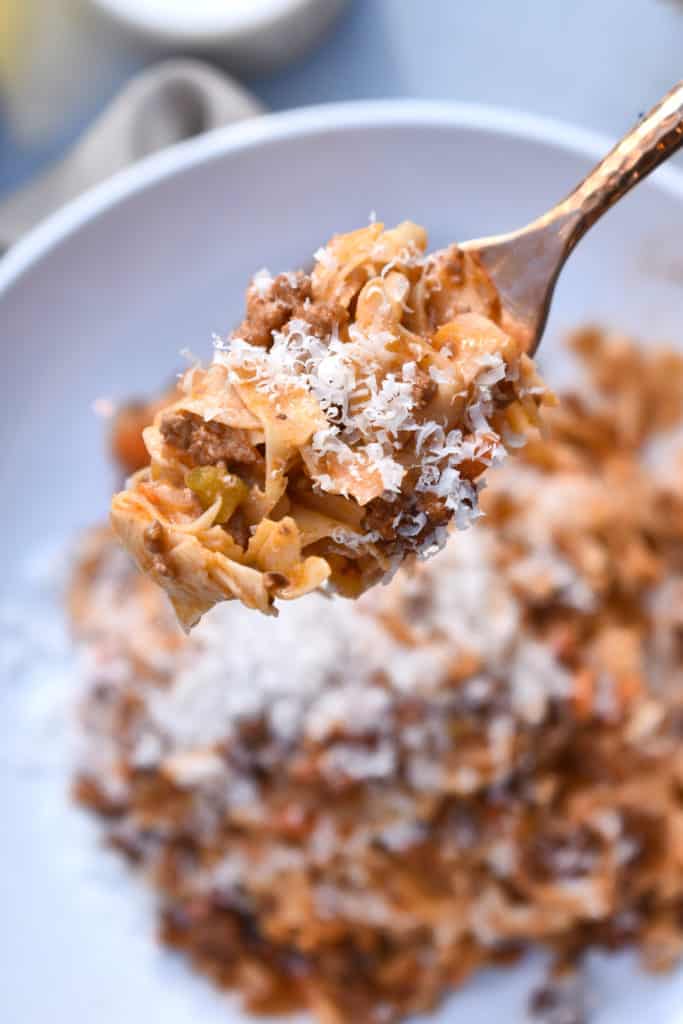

{"left": 461, "top": 81, "right": 683, "bottom": 353}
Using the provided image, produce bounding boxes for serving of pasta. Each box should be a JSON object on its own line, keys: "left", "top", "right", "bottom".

{"left": 111, "top": 221, "right": 550, "bottom": 628}
{"left": 75, "top": 328, "right": 683, "bottom": 1023}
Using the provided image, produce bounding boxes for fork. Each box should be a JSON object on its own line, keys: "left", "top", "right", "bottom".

{"left": 461, "top": 81, "right": 683, "bottom": 353}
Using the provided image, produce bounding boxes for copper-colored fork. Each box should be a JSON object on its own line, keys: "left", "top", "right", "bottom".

{"left": 461, "top": 82, "right": 683, "bottom": 353}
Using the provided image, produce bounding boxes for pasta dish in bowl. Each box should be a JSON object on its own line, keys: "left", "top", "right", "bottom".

{"left": 3, "top": 99, "right": 683, "bottom": 1024}
{"left": 75, "top": 328, "right": 683, "bottom": 1023}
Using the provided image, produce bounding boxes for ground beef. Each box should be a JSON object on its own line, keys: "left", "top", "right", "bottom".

{"left": 415, "top": 492, "right": 451, "bottom": 528}
{"left": 223, "top": 508, "right": 250, "bottom": 550}
{"left": 160, "top": 411, "right": 258, "bottom": 467}
{"left": 235, "top": 271, "right": 345, "bottom": 346}
{"left": 422, "top": 246, "right": 501, "bottom": 328}
{"left": 294, "top": 298, "right": 347, "bottom": 339}
{"left": 362, "top": 491, "right": 451, "bottom": 546}
{"left": 273, "top": 271, "right": 311, "bottom": 304}
{"left": 412, "top": 367, "right": 437, "bottom": 409}
{"left": 143, "top": 520, "right": 173, "bottom": 577}
{"left": 236, "top": 271, "right": 313, "bottom": 347}
{"left": 361, "top": 498, "right": 399, "bottom": 542}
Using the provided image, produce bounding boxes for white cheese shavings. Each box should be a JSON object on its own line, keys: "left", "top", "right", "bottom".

{"left": 251, "top": 267, "right": 274, "bottom": 297}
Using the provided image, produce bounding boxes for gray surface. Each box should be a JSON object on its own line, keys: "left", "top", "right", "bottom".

{"left": 2, "top": 0, "right": 683, "bottom": 202}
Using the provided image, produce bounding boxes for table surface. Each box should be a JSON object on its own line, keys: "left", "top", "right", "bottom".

{"left": 1, "top": 0, "right": 683, "bottom": 204}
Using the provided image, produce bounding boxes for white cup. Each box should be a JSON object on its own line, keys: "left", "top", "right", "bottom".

{"left": 88, "top": 0, "right": 349, "bottom": 74}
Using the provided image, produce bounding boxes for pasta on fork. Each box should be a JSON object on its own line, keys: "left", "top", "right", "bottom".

{"left": 111, "top": 221, "right": 551, "bottom": 627}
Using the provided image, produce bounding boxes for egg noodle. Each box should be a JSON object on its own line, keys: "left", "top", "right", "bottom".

{"left": 76, "top": 327, "right": 683, "bottom": 1022}
{"left": 112, "top": 221, "right": 549, "bottom": 628}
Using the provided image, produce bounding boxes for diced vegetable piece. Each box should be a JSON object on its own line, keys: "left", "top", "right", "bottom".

{"left": 186, "top": 465, "right": 249, "bottom": 524}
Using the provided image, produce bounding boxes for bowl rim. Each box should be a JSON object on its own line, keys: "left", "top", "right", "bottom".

{"left": 2, "top": 98, "right": 683, "bottom": 299}
{"left": 88, "top": 0, "right": 331, "bottom": 44}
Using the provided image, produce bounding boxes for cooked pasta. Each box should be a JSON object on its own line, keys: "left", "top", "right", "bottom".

{"left": 111, "top": 222, "right": 550, "bottom": 627}
{"left": 75, "top": 328, "right": 683, "bottom": 1023}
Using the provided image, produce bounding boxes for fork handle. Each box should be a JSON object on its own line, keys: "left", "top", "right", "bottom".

{"left": 554, "top": 81, "right": 683, "bottom": 252}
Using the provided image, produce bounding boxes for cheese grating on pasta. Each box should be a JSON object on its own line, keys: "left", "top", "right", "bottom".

{"left": 111, "top": 222, "right": 550, "bottom": 627}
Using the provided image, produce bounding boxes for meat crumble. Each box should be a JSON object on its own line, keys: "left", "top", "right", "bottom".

{"left": 87, "top": 327, "right": 683, "bottom": 1021}
{"left": 160, "top": 410, "right": 259, "bottom": 467}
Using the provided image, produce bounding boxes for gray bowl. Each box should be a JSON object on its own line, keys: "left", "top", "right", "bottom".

{"left": 1, "top": 101, "right": 683, "bottom": 1023}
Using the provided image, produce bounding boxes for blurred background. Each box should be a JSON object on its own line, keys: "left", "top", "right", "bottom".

{"left": 1, "top": 0, "right": 682, "bottom": 240}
